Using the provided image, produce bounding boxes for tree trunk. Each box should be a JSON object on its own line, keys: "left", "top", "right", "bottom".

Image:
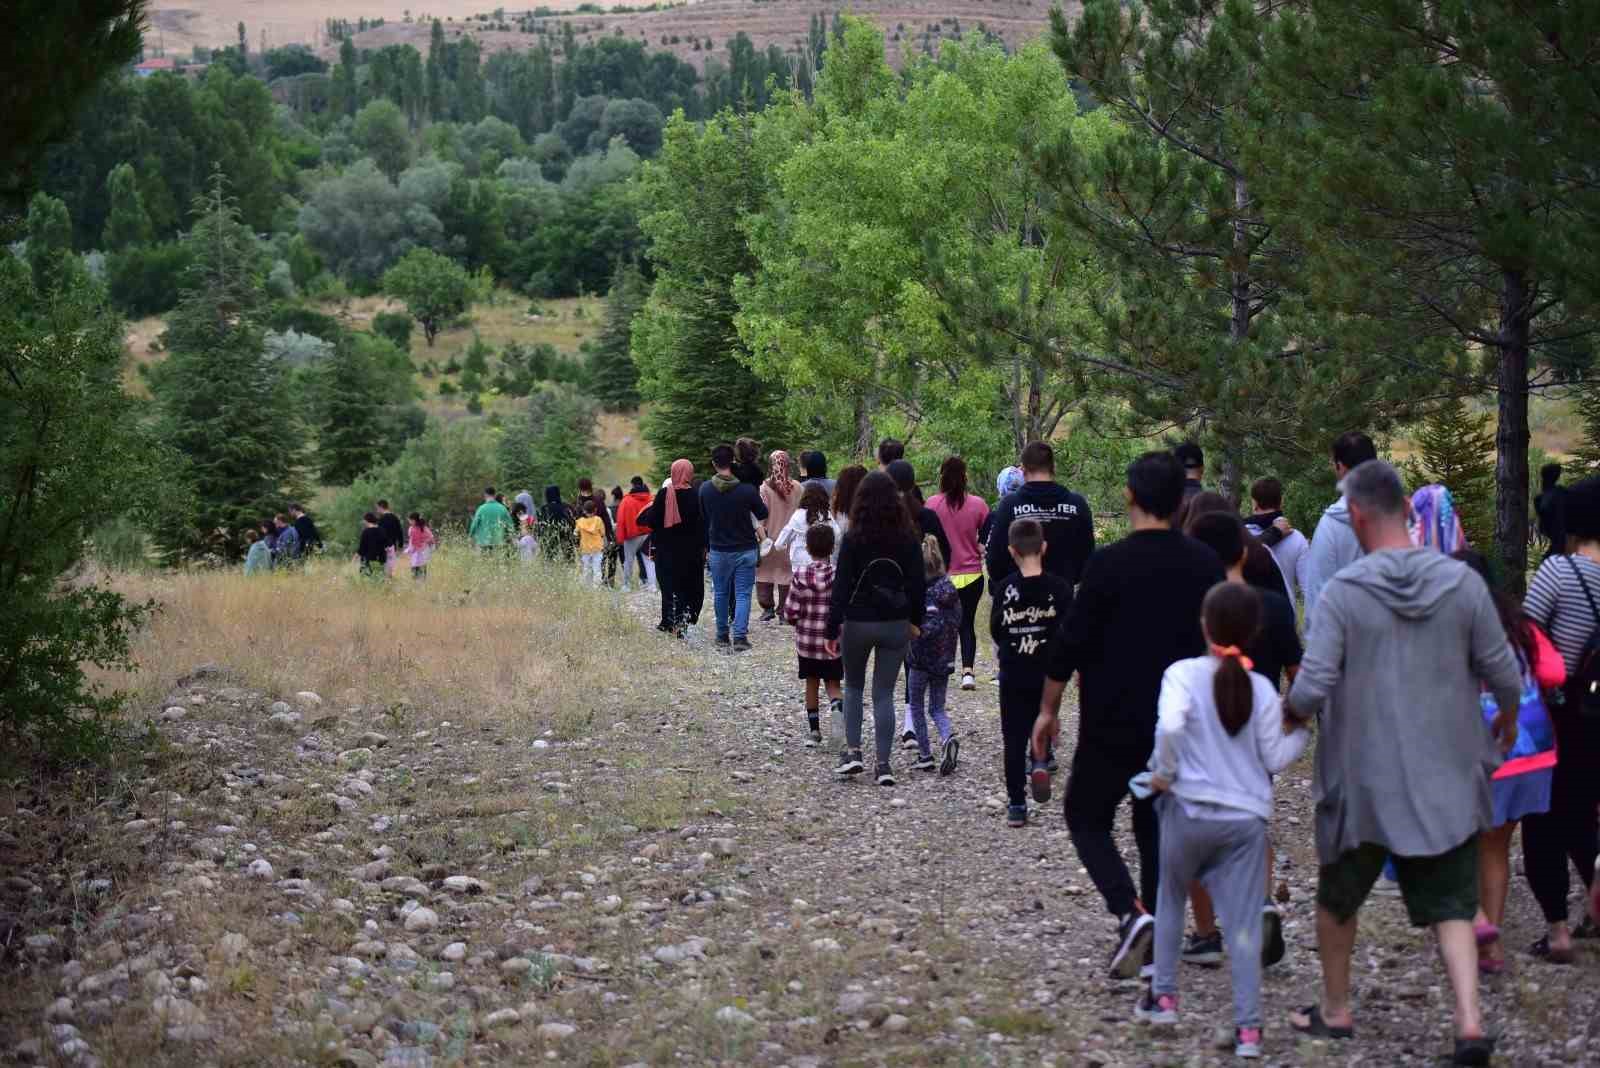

{"left": 1218, "top": 448, "right": 1242, "bottom": 507}
{"left": 852, "top": 389, "right": 875, "bottom": 462}
{"left": 1219, "top": 174, "right": 1251, "bottom": 507}
{"left": 1496, "top": 268, "right": 1531, "bottom": 595}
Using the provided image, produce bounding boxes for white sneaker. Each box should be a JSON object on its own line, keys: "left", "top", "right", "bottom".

{"left": 961, "top": 672, "right": 975, "bottom": 691}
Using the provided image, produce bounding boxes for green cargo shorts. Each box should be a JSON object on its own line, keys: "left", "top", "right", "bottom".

{"left": 1317, "top": 836, "right": 1479, "bottom": 927}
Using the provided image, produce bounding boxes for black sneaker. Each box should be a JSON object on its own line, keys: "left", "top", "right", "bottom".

{"left": 731, "top": 637, "right": 752, "bottom": 652}
{"left": 834, "top": 750, "right": 864, "bottom": 776}
{"left": 1045, "top": 747, "right": 1059, "bottom": 774}
{"left": 715, "top": 634, "right": 731, "bottom": 648}
{"left": 1181, "top": 929, "right": 1224, "bottom": 967}
{"left": 759, "top": 608, "right": 778, "bottom": 623}
{"left": 900, "top": 728, "right": 918, "bottom": 750}
{"left": 1029, "top": 754, "right": 1052, "bottom": 803}
{"left": 938, "top": 737, "right": 960, "bottom": 776}
{"left": 875, "top": 763, "right": 896, "bottom": 786}
{"left": 807, "top": 729, "right": 822, "bottom": 747}
{"left": 1110, "top": 911, "right": 1156, "bottom": 979}
{"left": 1262, "top": 903, "right": 1286, "bottom": 968}
{"left": 913, "top": 753, "right": 936, "bottom": 772}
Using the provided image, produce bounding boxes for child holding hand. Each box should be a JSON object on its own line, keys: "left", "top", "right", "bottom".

{"left": 785, "top": 523, "right": 843, "bottom": 746}
{"left": 907, "top": 535, "right": 961, "bottom": 775}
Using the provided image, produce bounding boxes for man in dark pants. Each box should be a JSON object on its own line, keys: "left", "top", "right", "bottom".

{"left": 375, "top": 499, "right": 404, "bottom": 578}
{"left": 1033, "top": 451, "right": 1224, "bottom": 978}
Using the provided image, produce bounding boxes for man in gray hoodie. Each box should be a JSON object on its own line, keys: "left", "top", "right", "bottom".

{"left": 1301, "top": 432, "right": 1378, "bottom": 631}
{"left": 1286, "top": 460, "right": 1521, "bottom": 1065}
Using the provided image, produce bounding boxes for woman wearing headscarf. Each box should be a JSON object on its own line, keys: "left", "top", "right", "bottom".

{"left": 757, "top": 450, "right": 804, "bottom": 622}
{"left": 643, "top": 459, "right": 705, "bottom": 635}
{"left": 1410, "top": 483, "right": 1469, "bottom": 552}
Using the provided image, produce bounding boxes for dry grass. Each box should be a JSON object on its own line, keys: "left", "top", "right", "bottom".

{"left": 99, "top": 543, "right": 668, "bottom": 735}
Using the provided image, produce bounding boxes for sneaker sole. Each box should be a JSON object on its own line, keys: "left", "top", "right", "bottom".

{"left": 960, "top": 677, "right": 976, "bottom": 691}
{"left": 1030, "top": 767, "right": 1052, "bottom": 804}
{"left": 877, "top": 776, "right": 896, "bottom": 786}
{"left": 1134, "top": 1004, "right": 1179, "bottom": 1026}
{"left": 835, "top": 762, "right": 864, "bottom": 777}
{"left": 939, "top": 738, "right": 960, "bottom": 776}
{"left": 1181, "top": 950, "right": 1224, "bottom": 967}
{"left": 1111, "top": 914, "right": 1156, "bottom": 979}
{"left": 1262, "top": 908, "right": 1286, "bottom": 968}
{"left": 1235, "top": 1043, "right": 1261, "bottom": 1059}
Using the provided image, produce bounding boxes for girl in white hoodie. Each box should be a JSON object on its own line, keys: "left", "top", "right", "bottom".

{"left": 1138, "top": 583, "right": 1309, "bottom": 1059}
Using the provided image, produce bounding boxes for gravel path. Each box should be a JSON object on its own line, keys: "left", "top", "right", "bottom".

{"left": 1, "top": 596, "right": 1597, "bottom": 1067}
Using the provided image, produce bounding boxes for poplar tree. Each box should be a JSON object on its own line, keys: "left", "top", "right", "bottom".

{"left": 102, "top": 162, "right": 152, "bottom": 250}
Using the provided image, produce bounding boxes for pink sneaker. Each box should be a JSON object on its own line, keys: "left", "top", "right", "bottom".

{"left": 1134, "top": 990, "right": 1178, "bottom": 1025}
{"left": 1235, "top": 1026, "right": 1262, "bottom": 1058}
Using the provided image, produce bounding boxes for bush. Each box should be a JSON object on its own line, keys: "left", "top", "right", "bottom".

{"left": 107, "top": 242, "right": 194, "bottom": 317}
{"left": 438, "top": 379, "right": 459, "bottom": 395}
{"left": 372, "top": 310, "right": 413, "bottom": 350}
{"left": 265, "top": 302, "right": 345, "bottom": 343}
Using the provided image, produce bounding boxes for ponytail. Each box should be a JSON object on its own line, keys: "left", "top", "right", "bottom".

{"left": 921, "top": 534, "right": 947, "bottom": 579}
{"left": 1201, "top": 583, "right": 1262, "bottom": 737}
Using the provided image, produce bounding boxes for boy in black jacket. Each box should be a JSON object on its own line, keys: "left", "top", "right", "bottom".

{"left": 990, "top": 517, "right": 1072, "bottom": 829}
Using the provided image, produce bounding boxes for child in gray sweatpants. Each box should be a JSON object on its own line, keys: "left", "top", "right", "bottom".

{"left": 1137, "top": 584, "right": 1308, "bottom": 1059}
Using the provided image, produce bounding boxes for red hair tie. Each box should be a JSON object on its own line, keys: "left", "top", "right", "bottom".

{"left": 1210, "top": 644, "right": 1255, "bottom": 671}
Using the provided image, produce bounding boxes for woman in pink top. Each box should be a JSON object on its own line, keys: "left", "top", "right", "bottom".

{"left": 926, "top": 456, "right": 990, "bottom": 690}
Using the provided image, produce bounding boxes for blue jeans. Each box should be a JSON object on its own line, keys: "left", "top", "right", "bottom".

{"left": 708, "top": 548, "right": 758, "bottom": 641}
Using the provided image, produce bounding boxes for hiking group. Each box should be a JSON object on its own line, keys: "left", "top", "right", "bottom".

{"left": 239, "top": 430, "right": 1598, "bottom": 1065}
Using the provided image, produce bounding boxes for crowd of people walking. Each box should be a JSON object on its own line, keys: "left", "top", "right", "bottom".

{"left": 240, "top": 430, "right": 1598, "bottom": 1065}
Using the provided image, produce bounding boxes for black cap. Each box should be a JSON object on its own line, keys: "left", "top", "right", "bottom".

{"left": 1173, "top": 442, "right": 1204, "bottom": 471}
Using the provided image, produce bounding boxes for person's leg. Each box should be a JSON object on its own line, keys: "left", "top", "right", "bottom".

{"left": 926, "top": 673, "right": 952, "bottom": 744}
{"left": 869, "top": 624, "right": 910, "bottom": 769}
{"left": 776, "top": 582, "right": 789, "bottom": 620}
{"left": 1299, "top": 843, "right": 1385, "bottom": 1032}
{"left": 998, "top": 683, "right": 1035, "bottom": 808}
{"left": 1131, "top": 782, "right": 1161, "bottom": 921}
{"left": 1476, "top": 821, "right": 1515, "bottom": 962}
{"left": 908, "top": 668, "right": 931, "bottom": 758}
{"left": 732, "top": 550, "right": 757, "bottom": 640}
{"left": 805, "top": 675, "right": 820, "bottom": 714}
{"left": 840, "top": 623, "right": 871, "bottom": 754}
{"left": 957, "top": 576, "right": 983, "bottom": 673}
{"left": 1204, "top": 818, "right": 1269, "bottom": 1030}
{"left": 1394, "top": 836, "right": 1484, "bottom": 1040}
{"left": 756, "top": 580, "right": 775, "bottom": 613}
{"left": 643, "top": 553, "right": 657, "bottom": 592}
{"left": 707, "top": 551, "right": 732, "bottom": 640}
{"left": 1191, "top": 883, "right": 1218, "bottom": 937}
{"left": 1065, "top": 740, "right": 1141, "bottom": 918}
{"left": 1153, "top": 799, "right": 1205, "bottom": 1002}
{"left": 621, "top": 536, "right": 640, "bottom": 590}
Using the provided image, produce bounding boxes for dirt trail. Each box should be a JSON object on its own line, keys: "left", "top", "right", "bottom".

{"left": 2, "top": 594, "right": 1596, "bottom": 1066}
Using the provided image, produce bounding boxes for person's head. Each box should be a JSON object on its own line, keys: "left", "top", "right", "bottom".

{"left": 1125, "top": 451, "right": 1186, "bottom": 524}
{"left": 577, "top": 477, "right": 594, "bottom": 497}
{"left": 670, "top": 458, "right": 694, "bottom": 487}
{"left": 409, "top": 512, "right": 427, "bottom": 530}
{"left": 244, "top": 528, "right": 259, "bottom": 545}
{"left": 289, "top": 503, "right": 305, "bottom": 518}
{"left": 611, "top": 486, "right": 623, "bottom": 502}
{"left": 581, "top": 498, "right": 597, "bottom": 516}
{"left": 848, "top": 470, "right": 914, "bottom": 547}
{"left": 484, "top": 486, "right": 497, "bottom": 500}
{"left": 1453, "top": 548, "right": 1535, "bottom": 662}
{"left": 1241, "top": 539, "right": 1282, "bottom": 595}
{"left": 630, "top": 475, "right": 648, "bottom": 493}
{"left": 1020, "top": 440, "right": 1055, "bottom": 480}
{"left": 922, "top": 533, "right": 947, "bottom": 579}
{"left": 735, "top": 436, "right": 760, "bottom": 468}
{"left": 1331, "top": 431, "right": 1378, "bottom": 480}
{"left": 376, "top": 498, "right": 390, "bottom": 513}
{"left": 939, "top": 456, "right": 968, "bottom": 504}
{"left": 799, "top": 483, "right": 831, "bottom": 523}
{"left": 805, "top": 521, "right": 836, "bottom": 561}
{"left": 1173, "top": 442, "right": 1204, "bottom": 481}
{"left": 512, "top": 502, "right": 527, "bottom": 519}
{"left": 1178, "top": 490, "right": 1233, "bottom": 532}
{"left": 275, "top": 513, "right": 290, "bottom": 528}
{"left": 711, "top": 443, "right": 736, "bottom": 473}
{"left": 833, "top": 464, "right": 867, "bottom": 517}
{"left": 545, "top": 484, "right": 561, "bottom": 503}
{"left": 1563, "top": 476, "right": 1600, "bottom": 548}
{"left": 1343, "top": 459, "right": 1409, "bottom": 550}
{"left": 261, "top": 519, "right": 275, "bottom": 535}
{"left": 363, "top": 511, "right": 378, "bottom": 526}
{"left": 1541, "top": 463, "right": 1563, "bottom": 492}
{"left": 1007, "top": 516, "right": 1045, "bottom": 563}
{"left": 876, "top": 438, "right": 905, "bottom": 468}
{"left": 802, "top": 450, "right": 828, "bottom": 478}
{"left": 1250, "top": 477, "right": 1283, "bottom": 513}
{"left": 1202, "top": 582, "right": 1262, "bottom": 737}
{"left": 996, "top": 465, "right": 1024, "bottom": 499}
{"left": 1187, "top": 511, "right": 1246, "bottom": 573}
{"left": 885, "top": 458, "right": 916, "bottom": 497}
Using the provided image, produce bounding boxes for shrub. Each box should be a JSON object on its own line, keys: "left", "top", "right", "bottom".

{"left": 372, "top": 310, "right": 414, "bottom": 350}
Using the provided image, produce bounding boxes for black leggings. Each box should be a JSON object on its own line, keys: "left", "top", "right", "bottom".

{"left": 1522, "top": 729, "right": 1599, "bottom": 924}
{"left": 955, "top": 575, "right": 985, "bottom": 671}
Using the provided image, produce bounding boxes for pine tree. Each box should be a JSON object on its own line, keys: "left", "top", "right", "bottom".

{"left": 589, "top": 259, "right": 645, "bottom": 411}
{"left": 153, "top": 169, "right": 303, "bottom": 559}
{"left": 1573, "top": 385, "right": 1600, "bottom": 475}
{"left": 102, "top": 162, "right": 152, "bottom": 250}
{"left": 1406, "top": 397, "right": 1497, "bottom": 547}
{"left": 318, "top": 337, "right": 387, "bottom": 485}
{"left": 633, "top": 110, "right": 791, "bottom": 471}
{"left": 24, "top": 191, "right": 72, "bottom": 292}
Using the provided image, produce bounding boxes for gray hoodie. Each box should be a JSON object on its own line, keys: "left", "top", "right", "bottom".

{"left": 1302, "top": 495, "right": 1361, "bottom": 632}
{"left": 1288, "top": 549, "right": 1522, "bottom": 864}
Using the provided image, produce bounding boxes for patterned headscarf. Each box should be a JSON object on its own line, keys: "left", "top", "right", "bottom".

{"left": 996, "top": 465, "right": 1024, "bottom": 499}
{"left": 663, "top": 458, "right": 694, "bottom": 528}
{"left": 1410, "top": 483, "right": 1468, "bottom": 553}
{"left": 767, "top": 450, "right": 795, "bottom": 500}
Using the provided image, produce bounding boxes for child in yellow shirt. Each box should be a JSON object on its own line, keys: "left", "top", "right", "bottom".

{"left": 576, "top": 499, "right": 606, "bottom": 584}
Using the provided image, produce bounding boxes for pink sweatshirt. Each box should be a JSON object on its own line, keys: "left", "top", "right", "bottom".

{"left": 927, "top": 492, "right": 990, "bottom": 576}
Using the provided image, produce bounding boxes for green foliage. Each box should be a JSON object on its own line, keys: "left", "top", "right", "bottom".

{"left": 463, "top": 333, "right": 493, "bottom": 374}
{"left": 151, "top": 171, "right": 304, "bottom": 559}
{"left": 0, "top": 254, "right": 174, "bottom": 758}
{"left": 327, "top": 418, "right": 499, "bottom": 548}
{"left": 298, "top": 159, "right": 447, "bottom": 286}
{"left": 589, "top": 259, "right": 646, "bottom": 410}
{"left": 498, "top": 384, "right": 600, "bottom": 495}
{"left": 107, "top": 240, "right": 193, "bottom": 315}
{"left": 353, "top": 99, "right": 413, "bottom": 180}
{"left": 1402, "top": 398, "right": 1497, "bottom": 547}
{"left": 25, "top": 192, "right": 73, "bottom": 291}
{"left": 383, "top": 246, "right": 474, "bottom": 345}
{"left": 103, "top": 161, "right": 152, "bottom": 250}
{"left": 372, "top": 309, "right": 414, "bottom": 350}
{"left": 319, "top": 335, "right": 389, "bottom": 484}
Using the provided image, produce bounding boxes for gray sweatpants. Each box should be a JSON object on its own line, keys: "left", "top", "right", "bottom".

{"left": 1153, "top": 795, "right": 1268, "bottom": 1029}
{"left": 841, "top": 620, "right": 910, "bottom": 767}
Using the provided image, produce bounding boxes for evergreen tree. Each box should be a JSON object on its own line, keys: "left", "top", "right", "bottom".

{"left": 1573, "top": 385, "right": 1600, "bottom": 476}
{"left": 633, "top": 110, "right": 791, "bottom": 470}
{"left": 334, "top": 38, "right": 359, "bottom": 118}
{"left": 24, "top": 191, "right": 72, "bottom": 292}
{"left": 152, "top": 170, "right": 303, "bottom": 559}
{"left": 1404, "top": 397, "right": 1497, "bottom": 547}
{"left": 589, "top": 259, "right": 646, "bottom": 411}
{"left": 497, "top": 384, "right": 599, "bottom": 494}
{"left": 318, "top": 336, "right": 387, "bottom": 485}
{"left": 426, "top": 20, "right": 446, "bottom": 121}
{"left": 102, "top": 161, "right": 152, "bottom": 250}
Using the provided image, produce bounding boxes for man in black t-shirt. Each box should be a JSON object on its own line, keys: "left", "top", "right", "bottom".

{"left": 1033, "top": 451, "right": 1225, "bottom": 979}
{"left": 376, "top": 499, "right": 404, "bottom": 578}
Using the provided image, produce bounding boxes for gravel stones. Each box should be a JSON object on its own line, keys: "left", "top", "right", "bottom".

{"left": 402, "top": 907, "right": 439, "bottom": 933}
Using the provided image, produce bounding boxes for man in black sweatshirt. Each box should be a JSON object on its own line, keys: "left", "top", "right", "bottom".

{"left": 376, "top": 499, "right": 404, "bottom": 577}
{"left": 698, "top": 443, "right": 769, "bottom": 650}
{"left": 985, "top": 441, "right": 1095, "bottom": 589}
{"left": 1033, "top": 450, "right": 1225, "bottom": 979}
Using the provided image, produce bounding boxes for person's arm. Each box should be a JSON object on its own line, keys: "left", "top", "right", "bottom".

{"left": 1033, "top": 669, "right": 1069, "bottom": 762}
{"left": 827, "top": 537, "right": 854, "bottom": 641}
{"left": 1151, "top": 667, "right": 1191, "bottom": 787}
{"left": 925, "top": 511, "right": 951, "bottom": 575}
{"left": 1470, "top": 581, "right": 1525, "bottom": 751}
{"left": 468, "top": 506, "right": 483, "bottom": 542}
{"left": 747, "top": 485, "right": 769, "bottom": 523}
{"left": 1302, "top": 513, "right": 1336, "bottom": 624}
{"left": 1287, "top": 582, "right": 1345, "bottom": 720}
{"left": 1254, "top": 686, "right": 1310, "bottom": 773}
{"left": 1276, "top": 602, "right": 1304, "bottom": 685}
{"left": 1522, "top": 558, "right": 1560, "bottom": 633}
{"left": 774, "top": 510, "right": 802, "bottom": 552}
{"left": 1072, "top": 496, "right": 1095, "bottom": 584}
{"left": 985, "top": 499, "right": 1013, "bottom": 582}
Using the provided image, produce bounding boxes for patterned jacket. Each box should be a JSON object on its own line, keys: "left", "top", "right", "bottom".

{"left": 786, "top": 561, "right": 838, "bottom": 661}
{"left": 908, "top": 577, "right": 960, "bottom": 674}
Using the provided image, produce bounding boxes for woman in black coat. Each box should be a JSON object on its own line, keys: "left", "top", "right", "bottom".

{"left": 643, "top": 459, "right": 705, "bottom": 635}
